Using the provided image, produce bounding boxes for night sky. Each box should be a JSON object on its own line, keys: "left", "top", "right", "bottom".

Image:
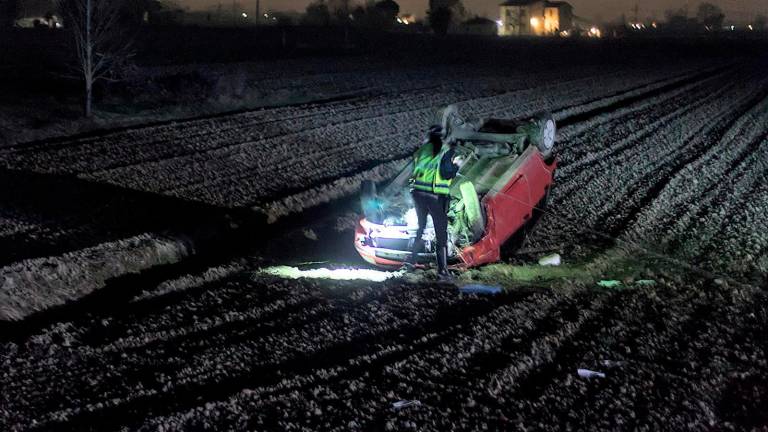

{"left": 180, "top": 0, "right": 767, "bottom": 22}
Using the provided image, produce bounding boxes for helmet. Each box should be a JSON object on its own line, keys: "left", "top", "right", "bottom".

{"left": 428, "top": 125, "right": 444, "bottom": 139}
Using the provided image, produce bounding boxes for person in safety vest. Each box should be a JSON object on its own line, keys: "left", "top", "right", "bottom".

{"left": 406, "top": 125, "right": 465, "bottom": 279}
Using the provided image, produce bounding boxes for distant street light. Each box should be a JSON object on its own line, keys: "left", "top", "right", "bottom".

{"left": 242, "top": 12, "right": 248, "bottom": 18}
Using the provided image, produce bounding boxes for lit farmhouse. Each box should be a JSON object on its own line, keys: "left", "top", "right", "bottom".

{"left": 498, "top": 0, "right": 573, "bottom": 36}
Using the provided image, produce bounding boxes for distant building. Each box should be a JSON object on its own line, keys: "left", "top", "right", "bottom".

{"left": 398, "top": 14, "right": 415, "bottom": 25}
{"left": 10, "top": 0, "right": 60, "bottom": 28}
{"left": 499, "top": 0, "right": 573, "bottom": 36}
{"left": 458, "top": 17, "right": 497, "bottom": 35}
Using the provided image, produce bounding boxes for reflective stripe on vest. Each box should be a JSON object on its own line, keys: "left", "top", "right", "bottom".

{"left": 412, "top": 142, "right": 451, "bottom": 195}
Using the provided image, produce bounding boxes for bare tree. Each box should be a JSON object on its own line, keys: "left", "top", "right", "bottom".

{"left": 58, "top": 0, "right": 131, "bottom": 117}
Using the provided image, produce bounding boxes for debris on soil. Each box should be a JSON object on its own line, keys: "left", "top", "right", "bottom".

{"left": 459, "top": 284, "right": 504, "bottom": 295}
{"left": 577, "top": 369, "right": 607, "bottom": 379}
{"left": 597, "top": 280, "right": 622, "bottom": 288}
{"left": 635, "top": 279, "right": 657, "bottom": 286}
{"left": 538, "top": 253, "right": 562, "bottom": 266}
{"left": 303, "top": 228, "right": 318, "bottom": 241}
{"left": 600, "top": 360, "right": 626, "bottom": 368}
{"left": 392, "top": 400, "right": 422, "bottom": 410}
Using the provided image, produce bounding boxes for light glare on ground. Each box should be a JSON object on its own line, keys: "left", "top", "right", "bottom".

{"left": 260, "top": 265, "right": 401, "bottom": 282}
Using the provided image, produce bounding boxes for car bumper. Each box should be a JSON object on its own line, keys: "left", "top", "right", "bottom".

{"left": 354, "top": 218, "right": 435, "bottom": 267}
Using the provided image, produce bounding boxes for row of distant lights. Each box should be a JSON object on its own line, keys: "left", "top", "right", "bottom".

{"left": 492, "top": 17, "right": 552, "bottom": 28}
{"left": 240, "top": 12, "right": 277, "bottom": 21}
{"left": 718, "top": 24, "right": 756, "bottom": 31}
{"left": 628, "top": 22, "right": 657, "bottom": 29}
{"left": 493, "top": 17, "right": 602, "bottom": 37}
{"left": 631, "top": 21, "right": 759, "bottom": 32}
{"left": 243, "top": 13, "right": 760, "bottom": 33}
{"left": 241, "top": 12, "right": 415, "bottom": 24}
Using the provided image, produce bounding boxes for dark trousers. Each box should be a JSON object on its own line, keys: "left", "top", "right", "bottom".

{"left": 411, "top": 190, "right": 449, "bottom": 248}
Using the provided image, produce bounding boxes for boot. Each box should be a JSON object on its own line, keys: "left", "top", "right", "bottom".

{"left": 436, "top": 245, "right": 452, "bottom": 281}
{"left": 403, "top": 239, "right": 423, "bottom": 270}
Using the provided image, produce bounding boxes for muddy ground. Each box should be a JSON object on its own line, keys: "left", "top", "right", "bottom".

{"left": 2, "top": 209, "right": 767, "bottom": 431}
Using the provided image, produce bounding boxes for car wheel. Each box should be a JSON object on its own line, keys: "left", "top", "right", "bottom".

{"left": 533, "top": 112, "right": 556, "bottom": 159}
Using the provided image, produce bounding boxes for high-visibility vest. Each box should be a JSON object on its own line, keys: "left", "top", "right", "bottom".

{"left": 411, "top": 142, "right": 451, "bottom": 195}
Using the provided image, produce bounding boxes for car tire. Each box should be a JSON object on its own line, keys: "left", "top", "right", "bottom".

{"left": 533, "top": 112, "right": 556, "bottom": 159}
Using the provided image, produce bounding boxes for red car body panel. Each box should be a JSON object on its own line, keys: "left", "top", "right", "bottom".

{"left": 458, "top": 148, "right": 555, "bottom": 268}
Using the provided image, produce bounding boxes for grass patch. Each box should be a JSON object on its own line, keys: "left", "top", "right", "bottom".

{"left": 460, "top": 262, "right": 592, "bottom": 287}
{"left": 459, "top": 247, "right": 669, "bottom": 292}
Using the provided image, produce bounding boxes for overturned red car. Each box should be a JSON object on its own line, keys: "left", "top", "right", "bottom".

{"left": 355, "top": 105, "right": 557, "bottom": 268}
